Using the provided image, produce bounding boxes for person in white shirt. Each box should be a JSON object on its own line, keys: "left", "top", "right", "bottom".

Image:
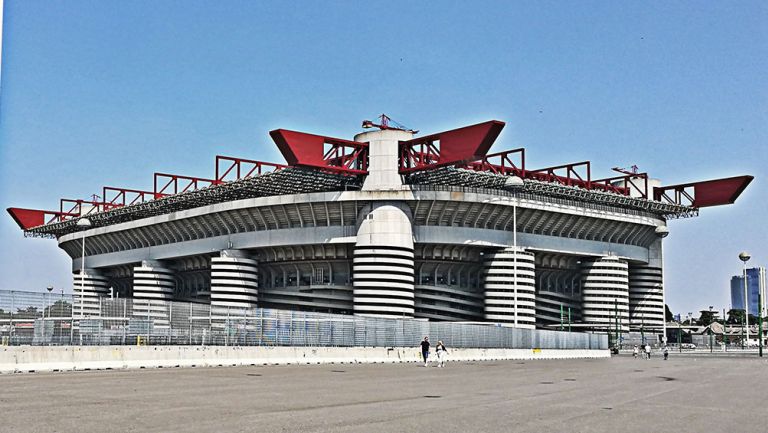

{"left": 435, "top": 340, "right": 448, "bottom": 367}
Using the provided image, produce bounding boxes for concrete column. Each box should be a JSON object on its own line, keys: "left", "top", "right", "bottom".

{"left": 354, "top": 128, "right": 414, "bottom": 191}
{"left": 132, "top": 261, "right": 175, "bottom": 328}
{"left": 483, "top": 248, "right": 536, "bottom": 329}
{"left": 210, "top": 250, "right": 258, "bottom": 310}
{"left": 72, "top": 269, "right": 109, "bottom": 318}
{"left": 581, "top": 256, "right": 630, "bottom": 332}
{"left": 353, "top": 202, "right": 415, "bottom": 318}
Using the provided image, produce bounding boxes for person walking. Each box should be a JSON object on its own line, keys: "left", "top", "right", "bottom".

{"left": 420, "top": 336, "right": 431, "bottom": 367}
{"left": 633, "top": 345, "right": 639, "bottom": 358}
{"left": 663, "top": 345, "right": 669, "bottom": 360}
{"left": 435, "top": 340, "right": 448, "bottom": 367}
{"left": 644, "top": 344, "right": 651, "bottom": 360}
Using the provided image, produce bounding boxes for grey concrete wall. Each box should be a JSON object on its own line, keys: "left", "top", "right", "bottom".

{"left": 0, "top": 345, "right": 609, "bottom": 374}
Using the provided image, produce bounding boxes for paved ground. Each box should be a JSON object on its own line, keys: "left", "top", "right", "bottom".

{"left": 2, "top": 354, "right": 767, "bottom": 433}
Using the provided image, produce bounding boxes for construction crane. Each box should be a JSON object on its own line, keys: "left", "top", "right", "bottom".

{"left": 362, "top": 114, "right": 417, "bottom": 133}
{"left": 611, "top": 165, "right": 640, "bottom": 176}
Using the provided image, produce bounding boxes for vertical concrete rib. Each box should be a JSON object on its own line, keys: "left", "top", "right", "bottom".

{"left": 72, "top": 270, "right": 109, "bottom": 317}
{"left": 581, "top": 256, "right": 629, "bottom": 332}
{"left": 483, "top": 248, "right": 537, "bottom": 329}
{"left": 210, "top": 250, "right": 258, "bottom": 309}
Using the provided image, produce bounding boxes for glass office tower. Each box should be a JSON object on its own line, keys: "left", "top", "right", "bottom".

{"left": 730, "top": 267, "right": 767, "bottom": 315}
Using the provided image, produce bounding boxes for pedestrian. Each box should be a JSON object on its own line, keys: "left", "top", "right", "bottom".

{"left": 420, "top": 336, "right": 430, "bottom": 367}
{"left": 663, "top": 346, "right": 669, "bottom": 361}
{"left": 633, "top": 345, "right": 639, "bottom": 358}
{"left": 435, "top": 340, "right": 448, "bottom": 367}
{"left": 644, "top": 344, "right": 651, "bottom": 360}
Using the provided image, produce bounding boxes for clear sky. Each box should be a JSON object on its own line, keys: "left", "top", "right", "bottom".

{"left": 0, "top": 2, "right": 766, "bottom": 317}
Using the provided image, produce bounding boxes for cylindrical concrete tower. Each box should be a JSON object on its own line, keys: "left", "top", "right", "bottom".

{"left": 581, "top": 256, "right": 630, "bottom": 332}
{"left": 353, "top": 202, "right": 415, "bottom": 318}
{"left": 132, "top": 262, "right": 175, "bottom": 327}
{"left": 354, "top": 128, "right": 414, "bottom": 191}
{"left": 72, "top": 269, "right": 109, "bottom": 317}
{"left": 210, "top": 250, "right": 258, "bottom": 310}
{"left": 628, "top": 265, "right": 665, "bottom": 329}
{"left": 483, "top": 248, "right": 536, "bottom": 329}
{"left": 351, "top": 128, "right": 416, "bottom": 318}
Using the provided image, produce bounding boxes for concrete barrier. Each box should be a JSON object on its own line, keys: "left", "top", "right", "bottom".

{"left": 0, "top": 346, "right": 609, "bottom": 374}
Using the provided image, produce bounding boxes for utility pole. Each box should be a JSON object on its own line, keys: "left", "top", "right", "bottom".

{"left": 741, "top": 313, "right": 745, "bottom": 350}
{"left": 709, "top": 306, "right": 714, "bottom": 353}
{"left": 614, "top": 298, "right": 620, "bottom": 350}
{"left": 567, "top": 307, "right": 571, "bottom": 333}
{"left": 723, "top": 308, "right": 728, "bottom": 351}
{"left": 759, "top": 289, "right": 764, "bottom": 358}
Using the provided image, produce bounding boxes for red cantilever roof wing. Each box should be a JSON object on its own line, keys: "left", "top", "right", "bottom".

{"left": 7, "top": 207, "right": 78, "bottom": 230}
{"left": 7, "top": 208, "right": 46, "bottom": 229}
{"left": 399, "top": 120, "right": 505, "bottom": 173}
{"left": 269, "top": 129, "right": 368, "bottom": 174}
{"left": 653, "top": 175, "right": 754, "bottom": 208}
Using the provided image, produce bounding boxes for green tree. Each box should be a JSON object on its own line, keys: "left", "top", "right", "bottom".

{"left": 727, "top": 309, "right": 745, "bottom": 325}
{"left": 43, "top": 300, "right": 72, "bottom": 318}
{"left": 698, "top": 310, "right": 716, "bottom": 326}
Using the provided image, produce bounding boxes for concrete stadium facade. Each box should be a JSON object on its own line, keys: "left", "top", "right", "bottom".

{"left": 9, "top": 119, "right": 753, "bottom": 335}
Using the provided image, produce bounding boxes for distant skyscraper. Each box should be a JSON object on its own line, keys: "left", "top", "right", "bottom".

{"left": 730, "top": 267, "right": 767, "bottom": 316}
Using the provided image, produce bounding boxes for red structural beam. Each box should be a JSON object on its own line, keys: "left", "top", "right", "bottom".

{"left": 464, "top": 148, "right": 526, "bottom": 177}
{"left": 528, "top": 161, "right": 591, "bottom": 189}
{"left": 215, "top": 156, "right": 287, "bottom": 182}
{"left": 6, "top": 207, "right": 78, "bottom": 229}
{"left": 154, "top": 173, "right": 219, "bottom": 196}
{"left": 653, "top": 175, "right": 753, "bottom": 208}
{"left": 592, "top": 173, "right": 649, "bottom": 198}
{"left": 103, "top": 187, "right": 160, "bottom": 206}
{"left": 399, "top": 120, "right": 505, "bottom": 173}
{"left": 60, "top": 198, "right": 119, "bottom": 218}
{"left": 269, "top": 129, "right": 368, "bottom": 175}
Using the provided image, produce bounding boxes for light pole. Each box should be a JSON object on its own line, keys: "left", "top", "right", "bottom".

{"left": 709, "top": 305, "right": 714, "bottom": 353}
{"left": 654, "top": 282, "right": 665, "bottom": 346}
{"left": 758, "top": 281, "right": 764, "bottom": 358}
{"left": 76, "top": 218, "right": 92, "bottom": 318}
{"left": 46, "top": 286, "right": 53, "bottom": 320}
{"left": 505, "top": 175, "right": 524, "bottom": 328}
{"left": 723, "top": 307, "right": 728, "bottom": 351}
{"left": 739, "top": 252, "right": 750, "bottom": 347}
{"left": 614, "top": 298, "right": 620, "bottom": 349}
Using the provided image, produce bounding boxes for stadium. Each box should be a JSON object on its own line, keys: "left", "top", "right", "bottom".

{"left": 7, "top": 116, "right": 752, "bottom": 338}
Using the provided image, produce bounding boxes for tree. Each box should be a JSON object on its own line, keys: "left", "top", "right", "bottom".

{"left": 728, "top": 309, "right": 758, "bottom": 325}
{"left": 698, "top": 310, "right": 716, "bottom": 326}
{"left": 43, "top": 300, "right": 72, "bottom": 318}
{"left": 727, "top": 309, "right": 745, "bottom": 325}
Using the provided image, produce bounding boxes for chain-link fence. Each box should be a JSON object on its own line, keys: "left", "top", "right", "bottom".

{"left": 0, "top": 290, "right": 606, "bottom": 349}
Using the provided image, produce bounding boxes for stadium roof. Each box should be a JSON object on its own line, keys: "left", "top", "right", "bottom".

{"left": 8, "top": 119, "right": 752, "bottom": 238}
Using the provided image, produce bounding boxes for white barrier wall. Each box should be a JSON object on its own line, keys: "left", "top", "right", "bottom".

{"left": 0, "top": 346, "right": 609, "bottom": 374}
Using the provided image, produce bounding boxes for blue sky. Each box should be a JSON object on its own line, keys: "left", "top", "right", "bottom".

{"left": 1, "top": 1, "right": 766, "bottom": 316}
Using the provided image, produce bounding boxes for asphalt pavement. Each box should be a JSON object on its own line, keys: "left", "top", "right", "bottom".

{"left": 2, "top": 354, "right": 767, "bottom": 433}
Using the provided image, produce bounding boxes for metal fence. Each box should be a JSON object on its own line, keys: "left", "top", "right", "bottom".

{"left": 0, "top": 290, "right": 606, "bottom": 349}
